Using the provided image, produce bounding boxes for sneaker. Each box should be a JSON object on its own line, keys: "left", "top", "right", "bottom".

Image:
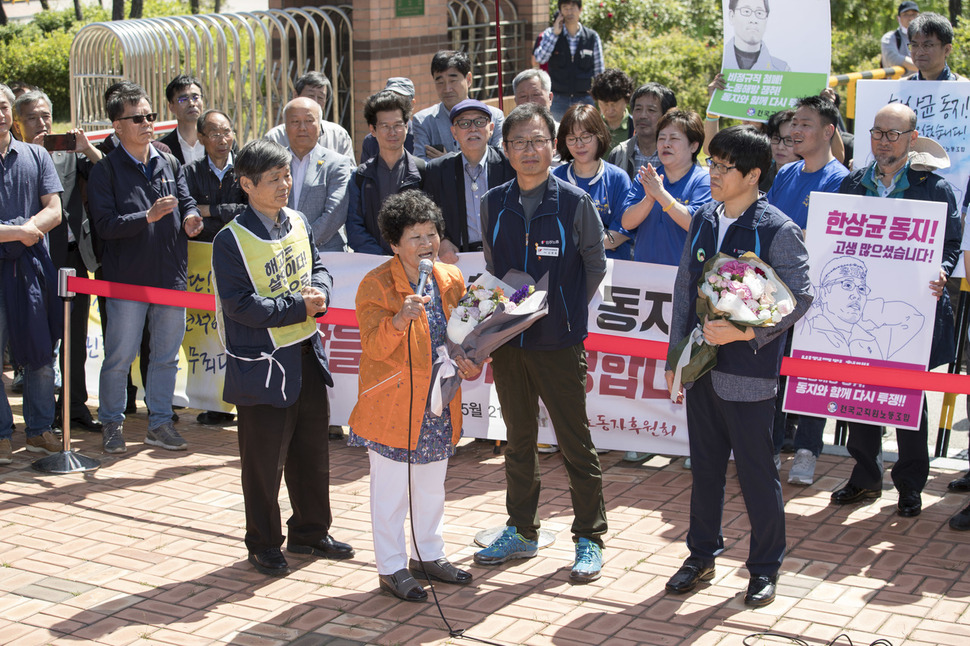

{"left": 570, "top": 537, "right": 603, "bottom": 583}
{"left": 0, "top": 438, "right": 11, "bottom": 464}
{"left": 25, "top": 431, "right": 62, "bottom": 455}
{"left": 102, "top": 422, "right": 127, "bottom": 454}
{"left": 145, "top": 422, "right": 187, "bottom": 451}
{"left": 474, "top": 526, "right": 538, "bottom": 565}
{"left": 623, "top": 451, "right": 652, "bottom": 463}
{"left": 788, "top": 448, "right": 817, "bottom": 485}
{"left": 11, "top": 370, "right": 24, "bottom": 394}
{"left": 537, "top": 444, "right": 559, "bottom": 454}
{"left": 684, "top": 457, "right": 691, "bottom": 470}
{"left": 773, "top": 453, "right": 782, "bottom": 471}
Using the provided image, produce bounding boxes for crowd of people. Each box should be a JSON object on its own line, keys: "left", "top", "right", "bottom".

{"left": 2, "top": 0, "right": 970, "bottom": 608}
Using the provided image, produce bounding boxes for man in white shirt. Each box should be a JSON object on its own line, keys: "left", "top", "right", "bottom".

{"left": 158, "top": 75, "right": 206, "bottom": 165}
{"left": 264, "top": 72, "right": 355, "bottom": 162}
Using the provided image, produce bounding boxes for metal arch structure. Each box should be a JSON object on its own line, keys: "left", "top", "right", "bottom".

{"left": 69, "top": 6, "right": 354, "bottom": 144}
{"left": 446, "top": 0, "right": 525, "bottom": 101}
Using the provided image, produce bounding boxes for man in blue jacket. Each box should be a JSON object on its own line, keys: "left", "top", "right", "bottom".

{"left": 211, "top": 139, "right": 354, "bottom": 576}
{"left": 664, "top": 126, "right": 813, "bottom": 607}
{"left": 473, "top": 103, "right": 608, "bottom": 583}
{"left": 87, "top": 83, "right": 203, "bottom": 455}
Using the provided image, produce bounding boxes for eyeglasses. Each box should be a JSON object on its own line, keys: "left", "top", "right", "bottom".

{"left": 117, "top": 112, "right": 158, "bottom": 124}
{"left": 507, "top": 137, "right": 552, "bottom": 151}
{"left": 705, "top": 159, "right": 737, "bottom": 174}
{"left": 175, "top": 93, "right": 203, "bottom": 105}
{"left": 825, "top": 279, "right": 870, "bottom": 296}
{"left": 455, "top": 116, "right": 490, "bottom": 129}
{"left": 202, "top": 129, "right": 234, "bottom": 140}
{"left": 735, "top": 7, "right": 768, "bottom": 19}
{"left": 770, "top": 135, "right": 794, "bottom": 147}
{"left": 869, "top": 127, "right": 914, "bottom": 141}
{"left": 565, "top": 133, "right": 595, "bottom": 146}
{"left": 909, "top": 39, "right": 941, "bottom": 52}
{"left": 376, "top": 121, "right": 407, "bottom": 134}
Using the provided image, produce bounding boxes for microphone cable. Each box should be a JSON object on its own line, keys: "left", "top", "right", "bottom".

{"left": 404, "top": 300, "right": 507, "bottom": 646}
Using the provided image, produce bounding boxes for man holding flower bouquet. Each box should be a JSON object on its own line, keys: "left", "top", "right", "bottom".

{"left": 665, "top": 126, "right": 813, "bottom": 607}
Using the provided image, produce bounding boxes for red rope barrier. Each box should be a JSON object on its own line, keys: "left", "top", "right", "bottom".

{"left": 67, "top": 276, "right": 970, "bottom": 394}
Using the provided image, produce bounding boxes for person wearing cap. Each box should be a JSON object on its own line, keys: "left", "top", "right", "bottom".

{"left": 881, "top": 2, "right": 920, "bottom": 73}
{"left": 423, "top": 99, "right": 515, "bottom": 262}
{"left": 411, "top": 50, "right": 505, "bottom": 160}
{"left": 265, "top": 71, "right": 355, "bottom": 163}
{"left": 361, "top": 78, "right": 417, "bottom": 162}
{"left": 830, "top": 102, "right": 961, "bottom": 519}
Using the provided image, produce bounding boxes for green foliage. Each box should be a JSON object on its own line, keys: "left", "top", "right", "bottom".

{"left": 830, "top": 27, "right": 881, "bottom": 75}
{"left": 830, "top": 0, "right": 954, "bottom": 36}
{"left": 949, "top": 22, "right": 970, "bottom": 76}
{"left": 605, "top": 26, "right": 721, "bottom": 116}
{"left": 567, "top": 0, "right": 720, "bottom": 44}
{"left": 0, "top": 29, "right": 74, "bottom": 118}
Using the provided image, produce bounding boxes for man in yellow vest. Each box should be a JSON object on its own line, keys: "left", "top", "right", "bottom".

{"left": 211, "top": 139, "right": 354, "bottom": 576}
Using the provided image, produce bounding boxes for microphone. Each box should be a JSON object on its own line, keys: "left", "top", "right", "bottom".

{"left": 415, "top": 258, "right": 434, "bottom": 296}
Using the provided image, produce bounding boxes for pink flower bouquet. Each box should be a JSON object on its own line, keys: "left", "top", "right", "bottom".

{"left": 429, "top": 270, "right": 548, "bottom": 416}
{"left": 667, "top": 252, "right": 796, "bottom": 400}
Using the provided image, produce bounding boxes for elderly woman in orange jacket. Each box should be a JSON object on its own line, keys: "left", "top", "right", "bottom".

{"left": 348, "top": 190, "right": 484, "bottom": 602}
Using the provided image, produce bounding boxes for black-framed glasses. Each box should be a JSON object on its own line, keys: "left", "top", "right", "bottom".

{"left": 507, "top": 137, "right": 551, "bottom": 151}
{"left": 455, "top": 116, "right": 490, "bottom": 129}
{"left": 565, "top": 133, "right": 595, "bottom": 146}
{"left": 117, "top": 113, "right": 158, "bottom": 124}
{"left": 736, "top": 7, "right": 768, "bottom": 19}
{"left": 175, "top": 93, "right": 203, "bottom": 105}
{"left": 869, "top": 127, "right": 914, "bottom": 142}
{"left": 705, "top": 159, "right": 737, "bottom": 174}
{"left": 770, "top": 135, "right": 794, "bottom": 147}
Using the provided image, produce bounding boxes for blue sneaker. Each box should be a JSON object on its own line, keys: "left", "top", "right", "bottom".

{"left": 474, "top": 526, "right": 538, "bottom": 565}
{"left": 570, "top": 537, "right": 602, "bottom": 583}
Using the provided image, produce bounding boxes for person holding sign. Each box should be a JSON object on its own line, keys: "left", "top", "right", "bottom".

{"left": 830, "top": 103, "right": 961, "bottom": 518}
{"left": 665, "top": 126, "right": 812, "bottom": 607}
{"left": 212, "top": 139, "right": 354, "bottom": 576}
{"left": 723, "top": 0, "right": 790, "bottom": 72}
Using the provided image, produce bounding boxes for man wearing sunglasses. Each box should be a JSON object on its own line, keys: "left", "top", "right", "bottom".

{"left": 830, "top": 102, "right": 961, "bottom": 520}
{"left": 158, "top": 75, "right": 206, "bottom": 165}
{"left": 423, "top": 99, "right": 514, "bottom": 262}
{"left": 87, "top": 83, "right": 204, "bottom": 456}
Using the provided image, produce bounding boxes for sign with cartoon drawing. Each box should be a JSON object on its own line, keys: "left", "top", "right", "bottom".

{"left": 784, "top": 192, "right": 947, "bottom": 430}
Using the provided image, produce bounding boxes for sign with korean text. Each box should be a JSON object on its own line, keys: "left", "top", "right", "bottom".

{"left": 321, "top": 252, "right": 689, "bottom": 455}
{"left": 854, "top": 79, "right": 970, "bottom": 212}
{"left": 783, "top": 192, "right": 946, "bottom": 429}
{"left": 708, "top": 0, "right": 830, "bottom": 122}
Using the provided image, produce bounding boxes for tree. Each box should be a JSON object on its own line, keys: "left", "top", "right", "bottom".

{"left": 0, "top": 2, "right": 7, "bottom": 28}
{"left": 130, "top": 0, "right": 143, "bottom": 19}
{"left": 190, "top": 0, "right": 199, "bottom": 14}
{"left": 40, "top": 0, "right": 51, "bottom": 10}
{"left": 112, "top": 0, "right": 124, "bottom": 21}
{"left": 74, "top": 0, "right": 85, "bottom": 21}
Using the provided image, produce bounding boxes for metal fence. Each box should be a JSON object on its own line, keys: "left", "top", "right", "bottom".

{"left": 69, "top": 6, "right": 354, "bottom": 144}
{"left": 447, "top": 0, "right": 527, "bottom": 101}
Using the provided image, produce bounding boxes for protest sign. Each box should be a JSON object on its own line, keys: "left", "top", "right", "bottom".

{"left": 784, "top": 192, "right": 946, "bottom": 430}
{"left": 708, "top": 0, "right": 830, "bottom": 122}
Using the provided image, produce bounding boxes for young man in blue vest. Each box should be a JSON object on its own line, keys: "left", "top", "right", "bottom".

{"left": 665, "top": 126, "right": 813, "bottom": 607}
{"left": 474, "top": 103, "right": 608, "bottom": 583}
{"left": 533, "top": 0, "right": 605, "bottom": 121}
{"left": 211, "top": 139, "right": 354, "bottom": 576}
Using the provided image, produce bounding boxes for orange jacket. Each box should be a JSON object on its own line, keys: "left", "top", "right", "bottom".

{"left": 349, "top": 256, "right": 466, "bottom": 449}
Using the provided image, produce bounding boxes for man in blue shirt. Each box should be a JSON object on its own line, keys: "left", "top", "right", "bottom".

{"left": 766, "top": 95, "right": 848, "bottom": 486}
{"left": 87, "top": 83, "right": 203, "bottom": 455}
{"left": 0, "top": 83, "right": 64, "bottom": 465}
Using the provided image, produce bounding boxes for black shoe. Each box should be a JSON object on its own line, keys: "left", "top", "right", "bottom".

{"left": 379, "top": 568, "right": 427, "bottom": 602}
{"left": 409, "top": 557, "right": 472, "bottom": 584}
{"left": 744, "top": 575, "right": 777, "bottom": 607}
{"left": 328, "top": 425, "right": 345, "bottom": 440}
{"left": 897, "top": 490, "right": 922, "bottom": 517}
{"left": 947, "top": 472, "right": 970, "bottom": 492}
{"left": 196, "top": 411, "right": 235, "bottom": 426}
{"left": 949, "top": 503, "right": 970, "bottom": 531}
{"left": 780, "top": 418, "right": 797, "bottom": 454}
{"left": 248, "top": 548, "right": 290, "bottom": 576}
{"left": 665, "top": 559, "right": 715, "bottom": 594}
{"left": 287, "top": 535, "right": 355, "bottom": 560}
{"left": 71, "top": 415, "right": 103, "bottom": 433}
{"left": 831, "top": 483, "right": 881, "bottom": 505}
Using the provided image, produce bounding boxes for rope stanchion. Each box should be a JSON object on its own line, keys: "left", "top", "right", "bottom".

{"left": 68, "top": 276, "right": 970, "bottom": 395}
{"left": 32, "top": 269, "right": 100, "bottom": 475}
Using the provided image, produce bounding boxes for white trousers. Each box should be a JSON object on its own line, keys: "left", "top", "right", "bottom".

{"left": 368, "top": 449, "right": 448, "bottom": 575}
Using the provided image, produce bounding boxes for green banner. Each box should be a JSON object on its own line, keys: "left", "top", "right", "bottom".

{"left": 395, "top": 0, "right": 424, "bottom": 17}
{"left": 707, "top": 70, "right": 829, "bottom": 123}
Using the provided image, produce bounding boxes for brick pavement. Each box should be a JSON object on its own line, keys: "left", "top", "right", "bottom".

{"left": 1, "top": 386, "right": 969, "bottom": 645}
